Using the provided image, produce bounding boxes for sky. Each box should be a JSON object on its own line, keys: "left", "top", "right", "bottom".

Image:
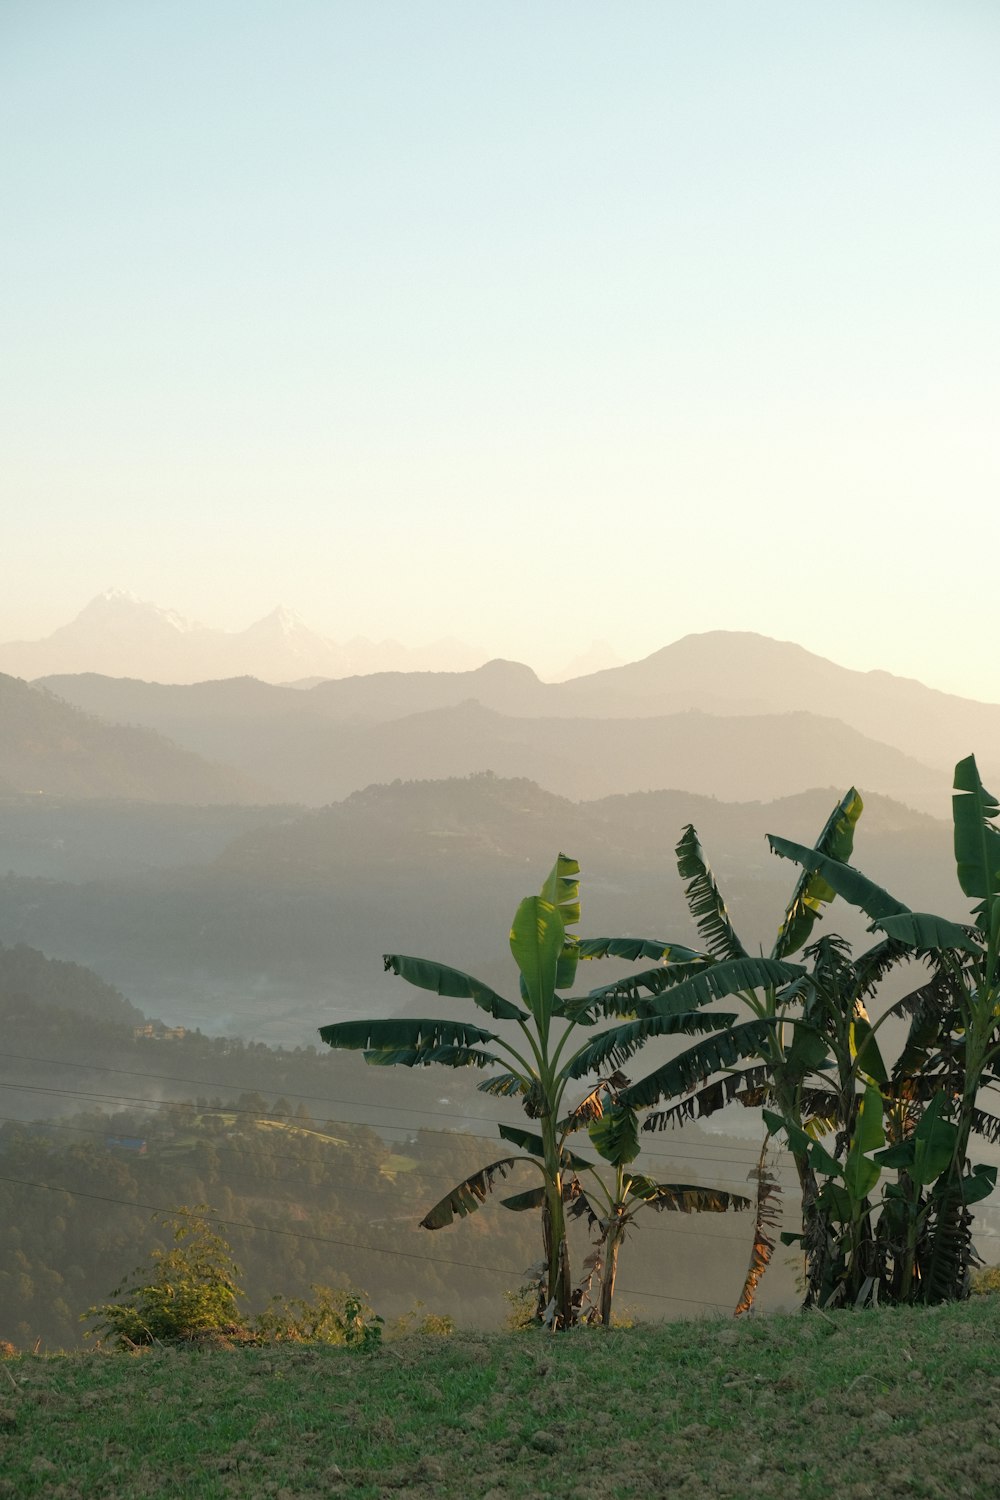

{"left": 2, "top": 1, "right": 999, "bottom": 694}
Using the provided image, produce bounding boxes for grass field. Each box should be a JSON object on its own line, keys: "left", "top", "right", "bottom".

{"left": 2, "top": 1298, "right": 1000, "bottom": 1499}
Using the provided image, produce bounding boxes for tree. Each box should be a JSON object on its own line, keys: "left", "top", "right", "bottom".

{"left": 320, "top": 854, "right": 797, "bottom": 1327}
{"left": 565, "top": 1076, "right": 749, "bottom": 1325}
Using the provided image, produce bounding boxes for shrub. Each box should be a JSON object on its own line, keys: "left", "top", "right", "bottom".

{"left": 84, "top": 1205, "right": 246, "bottom": 1347}
{"left": 253, "top": 1286, "right": 383, "bottom": 1349}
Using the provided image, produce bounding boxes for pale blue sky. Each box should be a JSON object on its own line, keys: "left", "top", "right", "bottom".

{"left": 2, "top": 1, "right": 998, "bottom": 692}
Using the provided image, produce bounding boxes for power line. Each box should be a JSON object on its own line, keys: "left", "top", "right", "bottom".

{"left": 0, "top": 1077, "right": 789, "bottom": 1187}
{"left": 0, "top": 1172, "right": 730, "bottom": 1310}
{"left": 0, "top": 1052, "right": 776, "bottom": 1169}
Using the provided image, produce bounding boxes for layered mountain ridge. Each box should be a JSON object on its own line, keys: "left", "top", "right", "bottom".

{"left": 0, "top": 590, "right": 487, "bottom": 683}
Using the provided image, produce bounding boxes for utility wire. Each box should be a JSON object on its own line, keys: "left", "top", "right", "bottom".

{"left": 0, "top": 1053, "right": 775, "bottom": 1166}
{"left": 0, "top": 1078, "right": 788, "bottom": 1186}
{"left": 0, "top": 1050, "right": 771, "bottom": 1153}
{"left": 0, "top": 1172, "right": 731, "bottom": 1310}
{"left": 0, "top": 1115, "right": 759, "bottom": 1242}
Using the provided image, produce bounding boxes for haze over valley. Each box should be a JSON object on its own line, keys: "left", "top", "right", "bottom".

{"left": 4, "top": 2, "right": 999, "bottom": 1365}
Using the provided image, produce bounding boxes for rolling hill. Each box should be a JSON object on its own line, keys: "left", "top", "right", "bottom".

{"left": 0, "top": 674, "right": 270, "bottom": 803}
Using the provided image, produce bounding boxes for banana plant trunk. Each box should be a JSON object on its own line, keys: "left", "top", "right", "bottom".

{"left": 599, "top": 1224, "right": 624, "bottom": 1327}
{"left": 540, "top": 1114, "right": 572, "bottom": 1328}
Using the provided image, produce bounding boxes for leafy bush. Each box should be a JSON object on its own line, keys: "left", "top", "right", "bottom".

{"left": 972, "top": 1264, "right": 1000, "bottom": 1295}
{"left": 84, "top": 1205, "right": 246, "bottom": 1346}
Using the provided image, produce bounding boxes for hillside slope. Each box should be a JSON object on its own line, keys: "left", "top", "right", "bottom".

{"left": 0, "top": 675, "right": 272, "bottom": 803}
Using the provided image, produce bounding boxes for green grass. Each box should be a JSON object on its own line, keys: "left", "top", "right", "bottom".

{"left": 3, "top": 1300, "right": 1000, "bottom": 1498}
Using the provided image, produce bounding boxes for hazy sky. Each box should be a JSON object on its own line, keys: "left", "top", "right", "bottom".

{"left": 2, "top": 2, "right": 998, "bottom": 693}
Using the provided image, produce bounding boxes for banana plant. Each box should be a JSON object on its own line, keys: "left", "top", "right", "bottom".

{"left": 319, "top": 854, "right": 800, "bottom": 1328}
{"left": 768, "top": 753, "right": 1000, "bottom": 1302}
{"left": 570, "top": 789, "right": 877, "bottom": 1313}
{"left": 766, "top": 1082, "right": 886, "bottom": 1306}
{"left": 565, "top": 1081, "right": 750, "bottom": 1325}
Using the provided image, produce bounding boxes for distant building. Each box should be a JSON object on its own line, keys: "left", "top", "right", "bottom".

{"left": 106, "top": 1136, "right": 147, "bottom": 1155}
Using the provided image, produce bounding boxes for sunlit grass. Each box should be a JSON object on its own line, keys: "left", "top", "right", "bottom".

{"left": 3, "top": 1299, "right": 1000, "bottom": 1498}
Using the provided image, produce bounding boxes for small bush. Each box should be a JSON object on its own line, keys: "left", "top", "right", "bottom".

{"left": 84, "top": 1205, "right": 246, "bottom": 1347}
{"left": 972, "top": 1263, "right": 1000, "bottom": 1295}
{"left": 388, "top": 1301, "right": 455, "bottom": 1339}
{"left": 254, "top": 1287, "right": 383, "bottom": 1349}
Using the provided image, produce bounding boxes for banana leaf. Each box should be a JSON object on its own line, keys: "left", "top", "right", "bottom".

{"left": 510, "top": 895, "right": 564, "bottom": 1021}
{"left": 565, "top": 1008, "right": 738, "bottom": 1079}
{"left": 626, "top": 1178, "right": 751, "bottom": 1213}
{"left": 420, "top": 1156, "right": 532, "bottom": 1228}
{"left": 675, "top": 825, "right": 748, "bottom": 962}
{"left": 565, "top": 955, "right": 716, "bottom": 1021}
{"left": 953, "top": 755, "right": 1000, "bottom": 908}
{"left": 364, "top": 1043, "right": 503, "bottom": 1070}
{"left": 618, "top": 1018, "right": 782, "bottom": 1110}
{"left": 572, "top": 953, "right": 803, "bottom": 1042}
{"left": 500, "top": 1186, "right": 547, "bottom": 1212}
{"left": 588, "top": 1105, "right": 640, "bottom": 1166}
{"left": 497, "top": 1121, "right": 592, "bottom": 1172}
{"left": 576, "top": 937, "right": 705, "bottom": 963}
{"left": 381, "top": 954, "right": 528, "bottom": 1022}
{"left": 767, "top": 836, "right": 910, "bottom": 923}
{"left": 320, "top": 1016, "right": 499, "bottom": 1051}
{"left": 641, "top": 1066, "right": 772, "bottom": 1132}
{"left": 477, "top": 1071, "right": 525, "bottom": 1098}
{"left": 842, "top": 1084, "right": 884, "bottom": 1202}
{"left": 772, "top": 788, "right": 863, "bottom": 959}
{"left": 539, "top": 853, "right": 582, "bottom": 990}
{"left": 872, "top": 913, "right": 982, "bottom": 956}
{"left": 875, "top": 1091, "right": 957, "bottom": 1186}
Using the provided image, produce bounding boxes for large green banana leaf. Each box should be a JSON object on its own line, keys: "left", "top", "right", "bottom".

{"left": 576, "top": 937, "right": 705, "bottom": 963}
{"left": 565, "top": 955, "right": 715, "bottom": 1021}
{"left": 641, "top": 1066, "right": 772, "bottom": 1133}
{"left": 565, "top": 1008, "right": 738, "bottom": 1079}
{"left": 772, "top": 788, "right": 863, "bottom": 959}
{"left": 675, "top": 824, "right": 748, "bottom": 962}
{"left": 363, "top": 1043, "right": 503, "bottom": 1070}
{"left": 381, "top": 954, "right": 528, "bottom": 1022}
{"left": 510, "top": 895, "right": 564, "bottom": 1022}
{"left": 588, "top": 1104, "right": 641, "bottom": 1166}
{"left": 539, "top": 853, "right": 582, "bottom": 990}
{"left": 497, "top": 1121, "right": 593, "bottom": 1172}
{"left": 767, "top": 836, "right": 910, "bottom": 923}
{"left": 618, "top": 1018, "right": 782, "bottom": 1110}
{"left": 586, "top": 953, "right": 802, "bottom": 1030}
{"left": 872, "top": 913, "right": 982, "bottom": 955}
{"left": 953, "top": 754, "right": 1000, "bottom": 910}
{"left": 842, "top": 1083, "right": 884, "bottom": 1202}
{"left": 875, "top": 1092, "right": 957, "bottom": 1186}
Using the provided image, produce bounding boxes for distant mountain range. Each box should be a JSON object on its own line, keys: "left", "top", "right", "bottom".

{"left": 28, "top": 631, "right": 1000, "bottom": 815}
{"left": 0, "top": 590, "right": 489, "bottom": 683}
{"left": 0, "top": 674, "right": 266, "bottom": 802}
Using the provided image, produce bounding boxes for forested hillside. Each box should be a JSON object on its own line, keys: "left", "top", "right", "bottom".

{"left": 0, "top": 945, "right": 775, "bottom": 1346}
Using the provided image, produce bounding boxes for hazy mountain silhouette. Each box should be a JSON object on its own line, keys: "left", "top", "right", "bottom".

{"left": 0, "top": 674, "right": 269, "bottom": 802}
{"left": 563, "top": 632, "right": 1000, "bottom": 773}
{"left": 1, "top": 590, "right": 484, "bottom": 683}
{"left": 0, "top": 773, "right": 955, "bottom": 1043}
{"left": 28, "top": 674, "right": 952, "bottom": 813}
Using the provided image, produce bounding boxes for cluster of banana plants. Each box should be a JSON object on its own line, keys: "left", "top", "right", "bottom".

{"left": 319, "top": 854, "right": 799, "bottom": 1327}
{"left": 320, "top": 753, "right": 1000, "bottom": 1322}
{"left": 761, "top": 753, "right": 1000, "bottom": 1305}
